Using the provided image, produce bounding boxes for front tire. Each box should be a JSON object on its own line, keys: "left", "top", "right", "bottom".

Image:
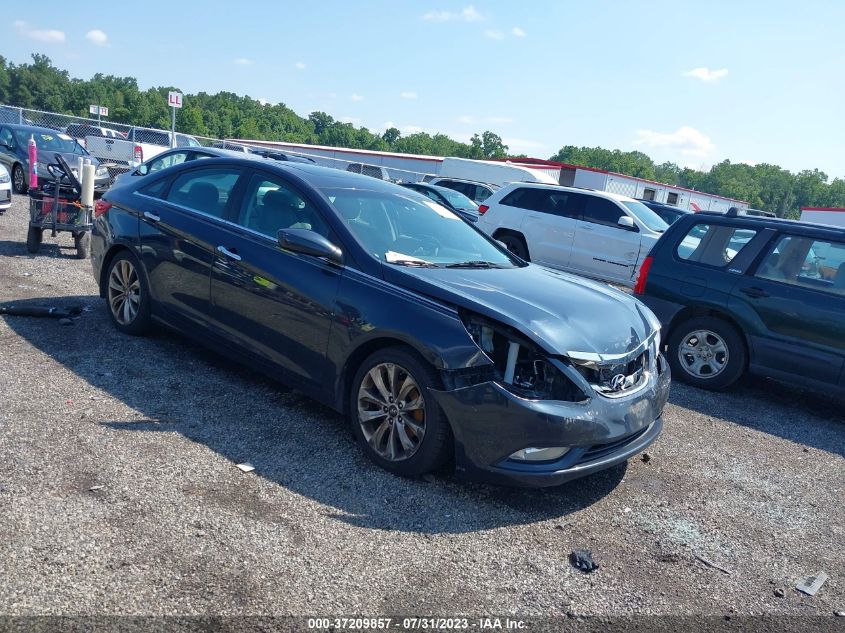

{"left": 499, "top": 233, "right": 530, "bottom": 261}
{"left": 105, "top": 251, "right": 151, "bottom": 335}
{"left": 350, "top": 347, "right": 452, "bottom": 477}
{"left": 12, "top": 164, "right": 27, "bottom": 195}
{"left": 667, "top": 316, "right": 746, "bottom": 390}
{"left": 26, "top": 226, "right": 42, "bottom": 253}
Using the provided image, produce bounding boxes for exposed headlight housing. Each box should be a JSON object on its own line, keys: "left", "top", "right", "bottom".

{"left": 95, "top": 165, "right": 108, "bottom": 178}
{"left": 461, "top": 313, "right": 586, "bottom": 402}
{"left": 0, "top": 166, "right": 9, "bottom": 183}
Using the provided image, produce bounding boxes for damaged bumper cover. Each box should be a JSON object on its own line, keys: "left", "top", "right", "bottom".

{"left": 431, "top": 355, "right": 671, "bottom": 488}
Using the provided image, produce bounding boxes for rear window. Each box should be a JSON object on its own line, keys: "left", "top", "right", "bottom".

{"left": 165, "top": 167, "right": 241, "bottom": 218}
{"left": 676, "top": 223, "right": 758, "bottom": 267}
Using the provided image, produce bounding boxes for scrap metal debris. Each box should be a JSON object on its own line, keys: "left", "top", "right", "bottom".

{"left": 0, "top": 304, "right": 82, "bottom": 318}
{"left": 694, "top": 554, "right": 732, "bottom": 575}
{"left": 236, "top": 463, "right": 255, "bottom": 473}
{"left": 569, "top": 548, "right": 599, "bottom": 573}
{"left": 795, "top": 571, "right": 828, "bottom": 596}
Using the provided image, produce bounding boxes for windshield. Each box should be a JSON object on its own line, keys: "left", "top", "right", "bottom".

{"left": 622, "top": 200, "right": 669, "bottom": 233}
{"left": 15, "top": 130, "right": 86, "bottom": 155}
{"left": 437, "top": 187, "right": 478, "bottom": 210}
{"left": 323, "top": 188, "right": 516, "bottom": 267}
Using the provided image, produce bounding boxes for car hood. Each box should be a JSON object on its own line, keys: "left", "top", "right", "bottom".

{"left": 385, "top": 263, "right": 659, "bottom": 359}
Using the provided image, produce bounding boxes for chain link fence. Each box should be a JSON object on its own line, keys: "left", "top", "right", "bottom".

{"left": 0, "top": 104, "right": 433, "bottom": 187}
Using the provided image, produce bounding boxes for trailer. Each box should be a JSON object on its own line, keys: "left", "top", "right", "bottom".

{"left": 800, "top": 207, "right": 845, "bottom": 228}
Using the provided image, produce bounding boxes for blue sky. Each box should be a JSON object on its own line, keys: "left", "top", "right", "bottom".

{"left": 5, "top": 1, "right": 845, "bottom": 178}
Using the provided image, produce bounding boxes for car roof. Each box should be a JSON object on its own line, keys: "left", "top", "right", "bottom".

{"left": 495, "top": 180, "right": 639, "bottom": 203}
{"left": 160, "top": 156, "right": 411, "bottom": 192}
{"left": 681, "top": 210, "right": 845, "bottom": 238}
{"left": 640, "top": 199, "right": 690, "bottom": 211}
{"left": 432, "top": 177, "right": 499, "bottom": 189}
{"left": 5, "top": 123, "right": 66, "bottom": 134}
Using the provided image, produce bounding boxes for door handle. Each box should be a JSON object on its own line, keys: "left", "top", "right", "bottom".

{"left": 739, "top": 286, "right": 769, "bottom": 299}
{"left": 216, "top": 245, "right": 242, "bottom": 261}
{"left": 143, "top": 211, "right": 160, "bottom": 222}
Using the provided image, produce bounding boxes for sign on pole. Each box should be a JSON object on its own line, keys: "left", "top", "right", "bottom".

{"left": 167, "top": 91, "right": 183, "bottom": 147}
{"left": 98, "top": 106, "right": 109, "bottom": 117}
{"left": 89, "top": 104, "right": 108, "bottom": 123}
{"left": 89, "top": 105, "right": 99, "bottom": 115}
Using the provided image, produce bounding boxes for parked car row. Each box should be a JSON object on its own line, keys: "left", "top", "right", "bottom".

{"left": 91, "top": 156, "right": 669, "bottom": 487}
{"left": 0, "top": 123, "right": 111, "bottom": 193}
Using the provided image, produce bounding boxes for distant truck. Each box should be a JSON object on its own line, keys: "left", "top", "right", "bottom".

{"left": 85, "top": 128, "right": 202, "bottom": 173}
{"left": 437, "top": 157, "right": 558, "bottom": 187}
{"left": 800, "top": 207, "right": 845, "bottom": 228}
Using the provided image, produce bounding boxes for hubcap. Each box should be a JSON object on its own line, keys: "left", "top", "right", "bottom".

{"left": 108, "top": 259, "right": 141, "bottom": 325}
{"left": 678, "top": 329, "right": 729, "bottom": 378}
{"left": 357, "top": 362, "right": 426, "bottom": 461}
{"left": 14, "top": 167, "right": 23, "bottom": 192}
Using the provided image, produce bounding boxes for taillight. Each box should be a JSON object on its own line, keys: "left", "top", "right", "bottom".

{"left": 133, "top": 144, "right": 143, "bottom": 163}
{"left": 478, "top": 204, "right": 489, "bottom": 215}
{"left": 94, "top": 199, "right": 112, "bottom": 218}
{"left": 634, "top": 255, "right": 653, "bottom": 295}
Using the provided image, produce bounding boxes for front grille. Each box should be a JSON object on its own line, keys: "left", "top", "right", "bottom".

{"left": 572, "top": 350, "right": 649, "bottom": 397}
{"left": 579, "top": 427, "right": 649, "bottom": 464}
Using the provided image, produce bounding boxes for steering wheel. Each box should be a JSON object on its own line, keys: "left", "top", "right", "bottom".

{"left": 414, "top": 234, "right": 442, "bottom": 257}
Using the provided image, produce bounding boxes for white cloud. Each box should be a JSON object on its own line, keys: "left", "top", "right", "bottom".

{"left": 634, "top": 125, "right": 716, "bottom": 158}
{"left": 383, "top": 121, "right": 396, "bottom": 130}
{"left": 233, "top": 57, "right": 254, "bottom": 66}
{"left": 85, "top": 29, "right": 108, "bottom": 46}
{"left": 484, "top": 29, "right": 505, "bottom": 40}
{"left": 512, "top": 26, "right": 526, "bottom": 37}
{"left": 294, "top": 61, "right": 306, "bottom": 70}
{"left": 400, "top": 91, "right": 418, "bottom": 99}
{"left": 350, "top": 94, "right": 364, "bottom": 102}
{"left": 340, "top": 116, "right": 362, "bottom": 126}
{"left": 14, "top": 21, "right": 65, "bottom": 43}
{"left": 457, "top": 115, "right": 476, "bottom": 124}
{"left": 487, "top": 116, "right": 513, "bottom": 124}
{"left": 423, "top": 5, "right": 484, "bottom": 22}
{"left": 402, "top": 125, "right": 424, "bottom": 135}
{"left": 257, "top": 97, "right": 271, "bottom": 106}
{"left": 682, "top": 67, "right": 729, "bottom": 83}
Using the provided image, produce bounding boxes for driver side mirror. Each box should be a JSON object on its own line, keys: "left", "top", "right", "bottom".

{"left": 278, "top": 228, "right": 343, "bottom": 265}
{"left": 618, "top": 216, "right": 638, "bottom": 231}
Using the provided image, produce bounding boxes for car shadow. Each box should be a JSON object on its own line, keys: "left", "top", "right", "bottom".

{"left": 1, "top": 294, "right": 625, "bottom": 534}
{"left": 0, "top": 238, "right": 81, "bottom": 259}
{"left": 668, "top": 376, "right": 845, "bottom": 458}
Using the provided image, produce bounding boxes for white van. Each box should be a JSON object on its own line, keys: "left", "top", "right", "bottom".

{"left": 438, "top": 157, "right": 557, "bottom": 187}
{"left": 476, "top": 182, "right": 669, "bottom": 286}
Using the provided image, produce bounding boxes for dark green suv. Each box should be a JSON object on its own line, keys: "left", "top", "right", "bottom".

{"left": 635, "top": 209, "right": 845, "bottom": 393}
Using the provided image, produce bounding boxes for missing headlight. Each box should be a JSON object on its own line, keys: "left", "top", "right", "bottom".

{"left": 462, "top": 313, "right": 586, "bottom": 402}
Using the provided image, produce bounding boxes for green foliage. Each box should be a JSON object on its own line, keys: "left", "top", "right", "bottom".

{"left": 551, "top": 146, "right": 845, "bottom": 216}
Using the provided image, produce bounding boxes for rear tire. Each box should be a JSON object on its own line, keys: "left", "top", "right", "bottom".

{"left": 74, "top": 232, "right": 91, "bottom": 260}
{"left": 105, "top": 251, "right": 151, "bottom": 336}
{"left": 667, "top": 316, "right": 746, "bottom": 390}
{"left": 349, "top": 346, "right": 452, "bottom": 477}
{"left": 26, "top": 226, "right": 42, "bottom": 253}
{"left": 498, "top": 232, "right": 530, "bottom": 261}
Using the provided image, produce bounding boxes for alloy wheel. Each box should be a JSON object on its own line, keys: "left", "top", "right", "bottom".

{"left": 357, "top": 362, "right": 426, "bottom": 461}
{"left": 108, "top": 259, "right": 141, "bottom": 325}
{"left": 13, "top": 165, "right": 24, "bottom": 194}
{"left": 678, "top": 329, "right": 729, "bottom": 378}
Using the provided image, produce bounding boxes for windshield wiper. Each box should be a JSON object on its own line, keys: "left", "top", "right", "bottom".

{"left": 387, "top": 259, "right": 440, "bottom": 268}
{"left": 443, "top": 260, "right": 507, "bottom": 269}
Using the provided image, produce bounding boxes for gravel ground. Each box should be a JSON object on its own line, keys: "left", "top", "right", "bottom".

{"left": 0, "top": 194, "right": 843, "bottom": 620}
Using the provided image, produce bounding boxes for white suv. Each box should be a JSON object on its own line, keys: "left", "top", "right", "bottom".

{"left": 476, "top": 183, "right": 668, "bottom": 286}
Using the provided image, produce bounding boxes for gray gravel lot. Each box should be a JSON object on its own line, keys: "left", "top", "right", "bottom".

{"left": 0, "top": 193, "right": 843, "bottom": 619}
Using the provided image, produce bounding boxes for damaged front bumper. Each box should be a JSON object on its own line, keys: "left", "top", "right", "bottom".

{"left": 431, "top": 355, "right": 671, "bottom": 488}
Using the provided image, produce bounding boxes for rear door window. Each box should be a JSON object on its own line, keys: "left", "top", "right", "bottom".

{"left": 147, "top": 151, "right": 191, "bottom": 174}
{"left": 500, "top": 187, "right": 544, "bottom": 210}
{"left": 676, "top": 223, "right": 759, "bottom": 267}
{"left": 757, "top": 235, "right": 845, "bottom": 294}
{"left": 165, "top": 167, "right": 242, "bottom": 218}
